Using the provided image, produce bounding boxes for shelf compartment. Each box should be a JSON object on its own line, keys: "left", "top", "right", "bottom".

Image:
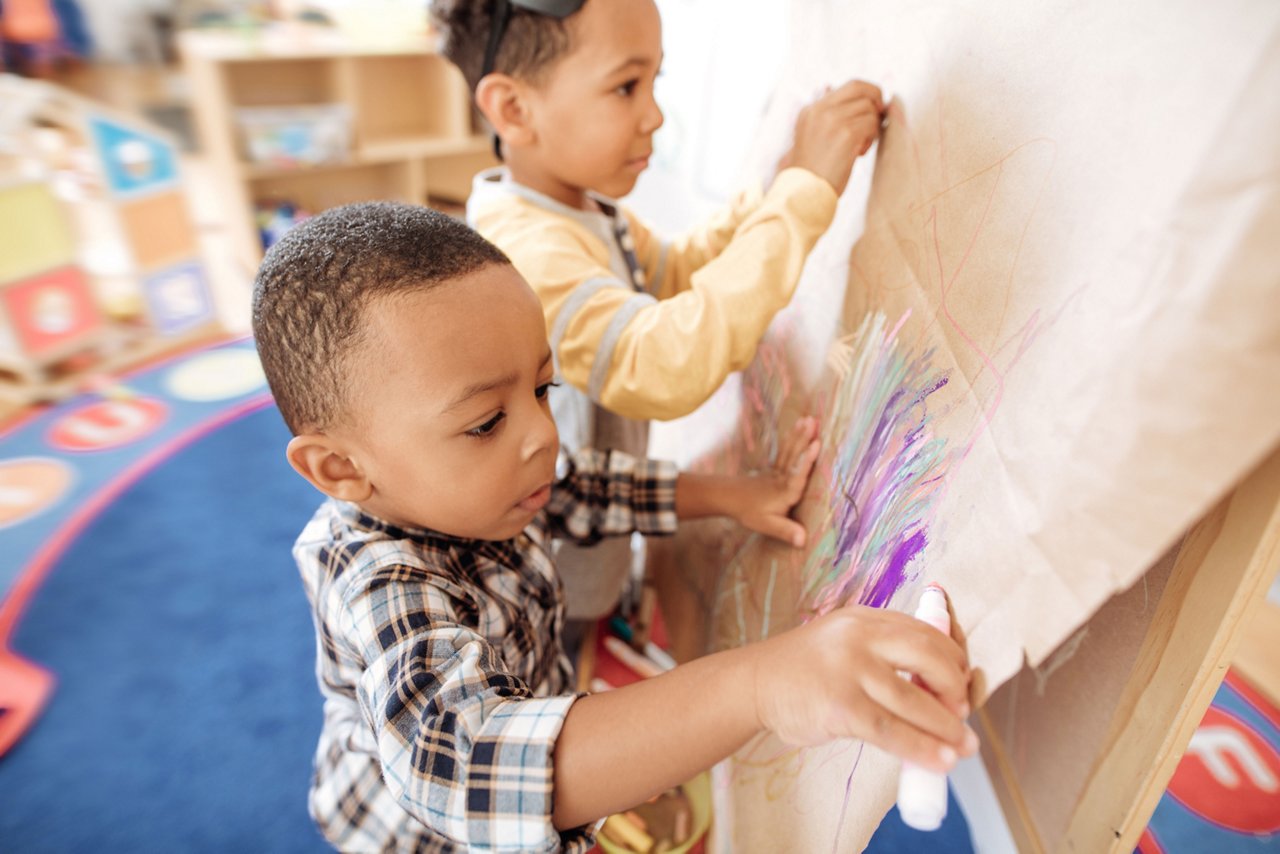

{"left": 421, "top": 147, "right": 499, "bottom": 205}
{"left": 246, "top": 160, "right": 416, "bottom": 217}
{"left": 224, "top": 58, "right": 338, "bottom": 107}
{"left": 346, "top": 54, "right": 470, "bottom": 150}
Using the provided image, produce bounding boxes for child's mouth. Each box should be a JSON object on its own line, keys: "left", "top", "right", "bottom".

{"left": 517, "top": 484, "right": 552, "bottom": 513}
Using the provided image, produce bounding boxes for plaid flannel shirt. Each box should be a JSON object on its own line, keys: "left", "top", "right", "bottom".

{"left": 293, "top": 448, "right": 678, "bottom": 853}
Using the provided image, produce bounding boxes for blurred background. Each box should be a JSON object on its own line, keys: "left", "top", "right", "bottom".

{"left": 0, "top": 2, "right": 1275, "bottom": 852}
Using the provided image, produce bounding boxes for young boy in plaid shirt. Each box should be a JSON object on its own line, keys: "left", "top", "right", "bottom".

{"left": 252, "top": 202, "right": 976, "bottom": 852}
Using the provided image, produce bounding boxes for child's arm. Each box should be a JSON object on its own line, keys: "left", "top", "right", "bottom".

{"left": 544, "top": 448, "right": 679, "bottom": 545}
{"left": 551, "top": 594, "right": 977, "bottom": 829}
{"left": 673, "top": 416, "right": 822, "bottom": 547}
{"left": 631, "top": 80, "right": 885, "bottom": 300}
{"left": 547, "top": 416, "right": 822, "bottom": 548}
{"left": 339, "top": 561, "right": 591, "bottom": 850}
{"left": 561, "top": 83, "right": 882, "bottom": 422}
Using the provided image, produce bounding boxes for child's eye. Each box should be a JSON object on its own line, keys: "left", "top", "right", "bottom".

{"left": 466, "top": 411, "right": 506, "bottom": 438}
{"left": 615, "top": 79, "right": 639, "bottom": 96}
{"left": 535, "top": 381, "right": 560, "bottom": 400}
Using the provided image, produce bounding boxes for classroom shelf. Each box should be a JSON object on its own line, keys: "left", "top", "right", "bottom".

{"left": 179, "top": 27, "right": 497, "bottom": 269}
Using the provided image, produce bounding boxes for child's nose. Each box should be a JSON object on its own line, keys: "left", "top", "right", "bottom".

{"left": 525, "top": 406, "right": 559, "bottom": 461}
{"left": 643, "top": 96, "right": 664, "bottom": 134}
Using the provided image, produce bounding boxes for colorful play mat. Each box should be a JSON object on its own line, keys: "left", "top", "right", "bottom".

{"left": 0, "top": 336, "right": 1275, "bottom": 852}
{"left": 0, "top": 336, "right": 273, "bottom": 757}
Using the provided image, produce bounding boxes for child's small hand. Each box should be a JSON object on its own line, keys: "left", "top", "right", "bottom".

{"left": 782, "top": 79, "right": 885, "bottom": 195}
{"left": 748, "top": 604, "right": 978, "bottom": 772}
{"left": 735, "top": 416, "right": 821, "bottom": 547}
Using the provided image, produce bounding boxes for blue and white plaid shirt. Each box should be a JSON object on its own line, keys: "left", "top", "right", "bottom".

{"left": 293, "top": 449, "right": 678, "bottom": 852}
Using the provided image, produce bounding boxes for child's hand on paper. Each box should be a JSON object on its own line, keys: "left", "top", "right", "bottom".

{"left": 779, "top": 79, "right": 885, "bottom": 195}
{"left": 748, "top": 603, "right": 978, "bottom": 773}
{"left": 732, "top": 416, "right": 821, "bottom": 547}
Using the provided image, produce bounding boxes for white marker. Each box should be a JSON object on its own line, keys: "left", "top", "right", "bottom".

{"left": 603, "top": 635, "right": 665, "bottom": 680}
{"left": 896, "top": 583, "right": 951, "bottom": 831}
{"left": 642, "top": 641, "right": 677, "bottom": 672}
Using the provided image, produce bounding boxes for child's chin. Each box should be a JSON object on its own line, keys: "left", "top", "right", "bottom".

{"left": 600, "top": 174, "right": 641, "bottom": 198}
{"left": 487, "top": 515, "right": 534, "bottom": 541}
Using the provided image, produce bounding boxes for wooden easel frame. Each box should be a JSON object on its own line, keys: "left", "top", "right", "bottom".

{"left": 978, "top": 442, "right": 1280, "bottom": 852}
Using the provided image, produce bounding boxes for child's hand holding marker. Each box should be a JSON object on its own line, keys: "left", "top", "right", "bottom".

{"left": 554, "top": 582, "right": 976, "bottom": 830}
{"left": 777, "top": 78, "right": 886, "bottom": 195}
{"left": 746, "top": 592, "right": 978, "bottom": 773}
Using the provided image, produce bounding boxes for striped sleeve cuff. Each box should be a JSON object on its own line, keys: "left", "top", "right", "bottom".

{"left": 464, "top": 695, "right": 596, "bottom": 852}
{"left": 629, "top": 457, "right": 679, "bottom": 536}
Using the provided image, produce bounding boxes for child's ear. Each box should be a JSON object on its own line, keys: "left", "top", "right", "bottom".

{"left": 475, "top": 73, "right": 537, "bottom": 149}
{"left": 286, "top": 434, "right": 372, "bottom": 503}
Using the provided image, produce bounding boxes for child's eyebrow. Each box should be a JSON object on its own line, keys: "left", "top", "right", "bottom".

{"left": 606, "top": 54, "right": 660, "bottom": 77}
{"left": 441, "top": 350, "right": 554, "bottom": 414}
{"left": 443, "top": 373, "right": 518, "bottom": 414}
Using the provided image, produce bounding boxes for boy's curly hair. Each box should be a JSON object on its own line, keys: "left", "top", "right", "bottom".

{"left": 429, "top": 0, "right": 575, "bottom": 91}
{"left": 252, "top": 202, "right": 510, "bottom": 435}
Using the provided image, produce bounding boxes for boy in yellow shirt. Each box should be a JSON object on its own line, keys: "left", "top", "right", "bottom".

{"left": 432, "top": 0, "right": 884, "bottom": 622}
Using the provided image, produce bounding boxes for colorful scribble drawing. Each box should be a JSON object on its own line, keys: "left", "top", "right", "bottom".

{"left": 803, "top": 309, "right": 951, "bottom": 615}
{"left": 690, "top": 75, "right": 1075, "bottom": 848}
{"left": 706, "top": 310, "right": 954, "bottom": 650}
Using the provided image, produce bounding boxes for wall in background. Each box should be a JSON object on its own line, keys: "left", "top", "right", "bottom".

{"left": 628, "top": 0, "right": 787, "bottom": 233}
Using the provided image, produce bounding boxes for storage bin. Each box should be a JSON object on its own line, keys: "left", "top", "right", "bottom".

{"left": 235, "top": 104, "right": 351, "bottom": 167}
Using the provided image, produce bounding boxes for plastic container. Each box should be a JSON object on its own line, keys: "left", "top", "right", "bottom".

{"left": 597, "top": 771, "right": 711, "bottom": 854}
{"left": 234, "top": 103, "right": 351, "bottom": 167}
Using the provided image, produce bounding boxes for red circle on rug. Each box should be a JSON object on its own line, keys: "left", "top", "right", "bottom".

{"left": 1166, "top": 704, "right": 1280, "bottom": 834}
{"left": 46, "top": 398, "right": 169, "bottom": 452}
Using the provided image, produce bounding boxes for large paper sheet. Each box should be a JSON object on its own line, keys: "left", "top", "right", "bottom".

{"left": 648, "top": 1, "right": 1280, "bottom": 849}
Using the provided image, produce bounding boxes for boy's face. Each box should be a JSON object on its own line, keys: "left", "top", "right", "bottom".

{"left": 336, "top": 264, "right": 560, "bottom": 540}
{"left": 516, "top": 0, "right": 664, "bottom": 203}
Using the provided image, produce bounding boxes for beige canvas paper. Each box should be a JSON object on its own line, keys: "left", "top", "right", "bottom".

{"left": 648, "top": 1, "right": 1280, "bottom": 849}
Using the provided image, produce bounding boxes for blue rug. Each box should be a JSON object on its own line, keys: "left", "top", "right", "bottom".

{"left": 0, "top": 404, "right": 325, "bottom": 850}
{"left": 0, "top": 340, "right": 328, "bottom": 852}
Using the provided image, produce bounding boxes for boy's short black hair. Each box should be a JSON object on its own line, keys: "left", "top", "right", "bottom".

{"left": 429, "top": 0, "right": 575, "bottom": 92}
{"left": 252, "top": 202, "right": 510, "bottom": 435}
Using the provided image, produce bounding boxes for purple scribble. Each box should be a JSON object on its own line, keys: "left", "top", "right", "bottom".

{"left": 806, "top": 314, "right": 952, "bottom": 616}
{"left": 863, "top": 528, "right": 928, "bottom": 608}
{"left": 831, "top": 741, "right": 867, "bottom": 854}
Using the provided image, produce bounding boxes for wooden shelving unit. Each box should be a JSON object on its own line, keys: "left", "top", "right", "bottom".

{"left": 178, "top": 27, "right": 496, "bottom": 271}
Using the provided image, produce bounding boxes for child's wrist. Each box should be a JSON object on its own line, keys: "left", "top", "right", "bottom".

{"left": 717, "top": 475, "right": 753, "bottom": 523}
{"left": 674, "top": 472, "right": 748, "bottom": 520}
{"left": 715, "top": 644, "right": 770, "bottom": 735}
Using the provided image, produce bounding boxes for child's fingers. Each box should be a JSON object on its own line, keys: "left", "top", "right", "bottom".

{"left": 849, "top": 701, "right": 970, "bottom": 773}
{"left": 861, "top": 614, "right": 970, "bottom": 709}
{"left": 862, "top": 667, "right": 974, "bottom": 751}
{"left": 830, "top": 96, "right": 884, "bottom": 120}
{"left": 824, "top": 79, "right": 883, "bottom": 109}
{"left": 855, "top": 112, "right": 883, "bottom": 143}
{"left": 774, "top": 420, "right": 803, "bottom": 472}
{"left": 758, "top": 515, "right": 807, "bottom": 549}
{"left": 776, "top": 417, "right": 816, "bottom": 473}
{"left": 790, "top": 437, "right": 821, "bottom": 478}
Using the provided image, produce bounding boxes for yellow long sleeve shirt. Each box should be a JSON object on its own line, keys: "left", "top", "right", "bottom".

{"left": 466, "top": 166, "right": 836, "bottom": 620}
{"left": 467, "top": 167, "right": 839, "bottom": 423}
